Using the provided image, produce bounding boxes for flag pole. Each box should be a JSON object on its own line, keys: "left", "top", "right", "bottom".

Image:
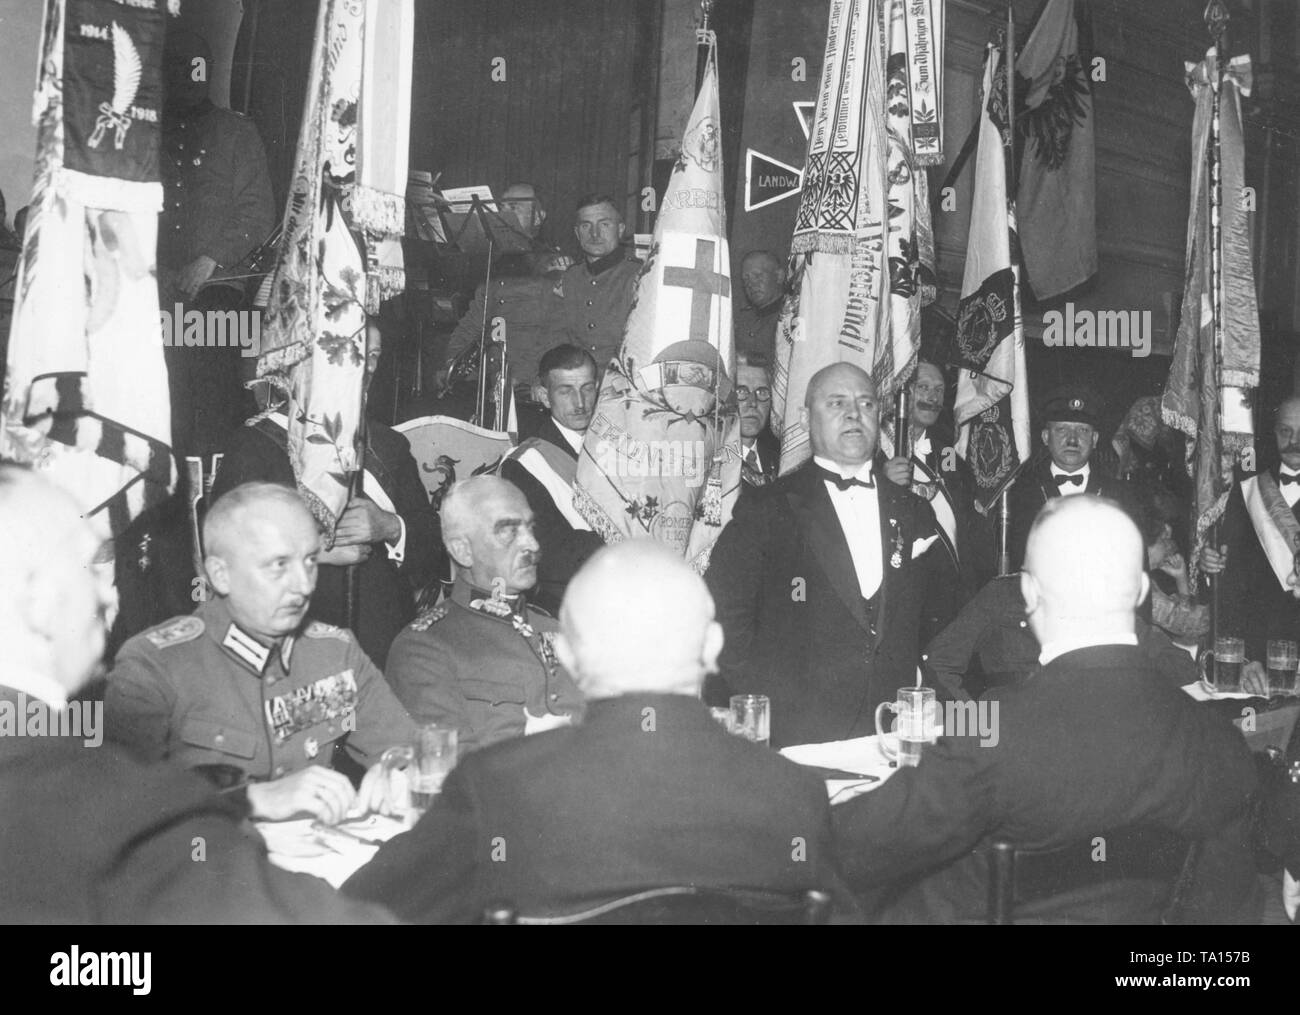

{"left": 998, "top": 1, "right": 1016, "bottom": 577}
{"left": 696, "top": 0, "right": 716, "bottom": 94}
{"left": 1205, "top": 0, "right": 1229, "bottom": 648}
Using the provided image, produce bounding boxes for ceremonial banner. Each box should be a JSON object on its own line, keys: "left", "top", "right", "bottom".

{"left": 1015, "top": 0, "right": 1096, "bottom": 300}
{"left": 952, "top": 46, "right": 1030, "bottom": 512}
{"left": 259, "top": 0, "right": 411, "bottom": 531}
{"left": 573, "top": 48, "right": 742, "bottom": 572}
{"left": 771, "top": 0, "right": 891, "bottom": 473}
{"left": 1, "top": 0, "right": 178, "bottom": 540}
{"left": 1162, "top": 49, "right": 1258, "bottom": 581}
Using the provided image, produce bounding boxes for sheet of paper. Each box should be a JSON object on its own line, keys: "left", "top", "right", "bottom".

{"left": 1181, "top": 681, "right": 1254, "bottom": 701}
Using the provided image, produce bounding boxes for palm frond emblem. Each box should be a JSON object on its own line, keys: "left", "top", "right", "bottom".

{"left": 88, "top": 22, "right": 141, "bottom": 151}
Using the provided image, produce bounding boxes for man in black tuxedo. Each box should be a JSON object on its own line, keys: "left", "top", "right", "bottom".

{"left": 1006, "top": 385, "right": 1129, "bottom": 570}
{"left": 498, "top": 344, "right": 605, "bottom": 614}
{"left": 705, "top": 363, "right": 939, "bottom": 748}
{"left": 833, "top": 496, "right": 1259, "bottom": 924}
{"left": 1201, "top": 395, "right": 1300, "bottom": 668}
{"left": 342, "top": 541, "right": 851, "bottom": 923}
{"left": 211, "top": 322, "right": 441, "bottom": 668}
{"left": 736, "top": 352, "right": 780, "bottom": 496}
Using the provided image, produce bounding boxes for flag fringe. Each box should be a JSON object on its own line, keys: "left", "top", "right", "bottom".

{"left": 350, "top": 184, "right": 406, "bottom": 237}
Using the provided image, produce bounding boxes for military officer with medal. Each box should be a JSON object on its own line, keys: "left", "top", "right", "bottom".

{"left": 386, "top": 476, "right": 584, "bottom": 754}
{"left": 105, "top": 484, "right": 416, "bottom": 825}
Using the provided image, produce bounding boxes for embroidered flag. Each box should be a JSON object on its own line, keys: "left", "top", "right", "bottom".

{"left": 771, "top": 0, "right": 891, "bottom": 473}
{"left": 1015, "top": 0, "right": 1097, "bottom": 300}
{"left": 952, "top": 45, "right": 1030, "bottom": 513}
{"left": 257, "top": 0, "right": 412, "bottom": 532}
{"left": 1, "top": 0, "right": 178, "bottom": 540}
{"left": 1162, "top": 48, "right": 1258, "bottom": 582}
{"left": 573, "top": 45, "right": 742, "bottom": 573}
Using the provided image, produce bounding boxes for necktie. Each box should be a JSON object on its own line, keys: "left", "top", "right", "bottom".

{"left": 1281, "top": 473, "right": 1300, "bottom": 486}
{"left": 744, "top": 446, "right": 760, "bottom": 470}
{"left": 816, "top": 465, "right": 874, "bottom": 491}
{"left": 1054, "top": 473, "right": 1084, "bottom": 488}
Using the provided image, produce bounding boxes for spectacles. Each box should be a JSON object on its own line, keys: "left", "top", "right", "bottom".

{"left": 736, "top": 385, "right": 772, "bottom": 403}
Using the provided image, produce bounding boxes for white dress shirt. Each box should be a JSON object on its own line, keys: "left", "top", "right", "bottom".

{"left": 814, "top": 455, "right": 882, "bottom": 599}
{"left": 553, "top": 419, "right": 585, "bottom": 455}
{"left": 1050, "top": 462, "right": 1091, "bottom": 496}
{"left": 1280, "top": 465, "right": 1300, "bottom": 509}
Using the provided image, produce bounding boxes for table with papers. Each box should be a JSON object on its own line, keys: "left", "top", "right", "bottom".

{"left": 256, "top": 813, "right": 407, "bottom": 889}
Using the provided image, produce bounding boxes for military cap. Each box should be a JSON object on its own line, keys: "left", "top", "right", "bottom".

{"left": 1040, "top": 385, "right": 1101, "bottom": 427}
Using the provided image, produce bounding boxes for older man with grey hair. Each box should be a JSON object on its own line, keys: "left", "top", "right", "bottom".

{"left": 344, "top": 541, "right": 853, "bottom": 923}
{"left": 384, "top": 475, "right": 583, "bottom": 753}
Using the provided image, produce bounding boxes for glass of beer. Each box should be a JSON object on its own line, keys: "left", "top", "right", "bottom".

{"left": 381, "top": 724, "right": 458, "bottom": 827}
{"left": 730, "top": 695, "right": 771, "bottom": 746}
{"left": 875, "top": 686, "right": 938, "bottom": 767}
{"left": 1200, "top": 636, "right": 1245, "bottom": 694}
{"left": 1266, "top": 640, "right": 1299, "bottom": 698}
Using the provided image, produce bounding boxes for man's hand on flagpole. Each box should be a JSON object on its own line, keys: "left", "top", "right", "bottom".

{"left": 333, "top": 496, "right": 402, "bottom": 547}
{"left": 1199, "top": 543, "right": 1228, "bottom": 574}
{"left": 176, "top": 255, "right": 218, "bottom": 299}
{"left": 884, "top": 456, "right": 912, "bottom": 488}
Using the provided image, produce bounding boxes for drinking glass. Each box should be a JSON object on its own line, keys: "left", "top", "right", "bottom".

{"left": 1266, "top": 640, "right": 1299, "bottom": 698}
{"left": 381, "top": 724, "right": 458, "bottom": 827}
{"left": 875, "top": 686, "right": 938, "bottom": 767}
{"left": 1199, "top": 636, "right": 1245, "bottom": 693}
{"left": 730, "top": 695, "right": 771, "bottom": 746}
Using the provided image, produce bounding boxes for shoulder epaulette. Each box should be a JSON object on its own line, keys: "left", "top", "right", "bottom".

{"left": 409, "top": 604, "right": 450, "bottom": 632}
{"left": 304, "top": 621, "right": 351, "bottom": 642}
{"left": 144, "top": 615, "right": 204, "bottom": 650}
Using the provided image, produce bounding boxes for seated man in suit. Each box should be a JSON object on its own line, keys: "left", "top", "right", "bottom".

{"left": 1, "top": 468, "right": 392, "bottom": 923}
{"left": 105, "top": 483, "right": 416, "bottom": 826}
{"left": 1201, "top": 394, "right": 1300, "bottom": 669}
{"left": 211, "top": 319, "right": 441, "bottom": 668}
{"left": 343, "top": 541, "right": 852, "bottom": 923}
{"left": 384, "top": 475, "right": 583, "bottom": 753}
{"left": 1006, "top": 385, "right": 1129, "bottom": 570}
{"left": 706, "top": 362, "right": 939, "bottom": 747}
{"left": 736, "top": 352, "right": 780, "bottom": 493}
{"left": 498, "top": 343, "right": 605, "bottom": 614}
{"left": 834, "top": 496, "right": 1259, "bottom": 924}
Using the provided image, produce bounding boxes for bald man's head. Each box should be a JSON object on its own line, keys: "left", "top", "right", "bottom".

{"left": 0, "top": 467, "right": 115, "bottom": 693}
{"left": 558, "top": 542, "right": 723, "bottom": 700}
{"left": 1021, "top": 496, "right": 1148, "bottom": 647}
{"left": 202, "top": 483, "right": 321, "bottom": 641}
{"left": 800, "top": 362, "right": 881, "bottom": 468}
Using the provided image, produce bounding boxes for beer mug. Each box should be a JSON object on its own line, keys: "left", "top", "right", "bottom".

{"left": 730, "top": 695, "right": 771, "bottom": 746}
{"left": 1199, "top": 636, "right": 1245, "bottom": 694}
{"left": 875, "top": 687, "right": 938, "bottom": 767}
{"left": 380, "top": 724, "right": 458, "bottom": 827}
{"left": 1266, "top": 640, "right": 1299, "bottom": 698}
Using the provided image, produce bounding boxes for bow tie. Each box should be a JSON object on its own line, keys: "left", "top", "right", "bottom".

{"left": 1281, "top": 473, "right": 1300, "bottom": 486}
{"left": 817, "top": 465, "right": 874, "bottom": 491}
{"left": 1053, "top": 473, "right": 1084, "bottom": 488}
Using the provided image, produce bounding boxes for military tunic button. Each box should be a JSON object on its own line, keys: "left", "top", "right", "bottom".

{"left": 586, "top": 299, "right": 593, "bottom": 306}
{"left": 550, "top": 692, "right": 559, "bottom": 702}
{"left": 497, "top": 298, "right": 505, "bottom": 305}
{"left": 587, "top": 323, "right": 595, "bottom": 329}
{"left": 214, "top": 733, "right": 225, "bottom": 746}
{"left": 273, "top": 765, "right": 286, "bottom": 777}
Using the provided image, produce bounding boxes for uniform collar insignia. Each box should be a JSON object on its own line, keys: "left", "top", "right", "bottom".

{"left": 222, "top": 623, "right": 293, "bottom": 675}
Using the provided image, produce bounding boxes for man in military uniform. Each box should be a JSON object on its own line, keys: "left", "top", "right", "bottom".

{"left": 548, "top": 193, "right": 642, "bottom": 369}
{"left": 436, "top": 183, "right": 572, "bottom": 419}
{"left": 158, "top": 29, "right": 275, "bottom": 461}
{"left": 1005, "top": 385, "right": 1129, "bottom": 570}
{"left": 385, "top": 475, "right": 583, "bottom": 753}
{"left": 733, "top": 250, "right": 787, "bottom": 362}
{"left": 105, "top": 483, "right": 416, "bottom": 825}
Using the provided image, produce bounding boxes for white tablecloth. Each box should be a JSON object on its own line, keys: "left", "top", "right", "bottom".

{"left": 781, "top": 734, "right": 901, "bottom": 805}
{"left": 256, "top": 814, "right": 407, "bottom": 888}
